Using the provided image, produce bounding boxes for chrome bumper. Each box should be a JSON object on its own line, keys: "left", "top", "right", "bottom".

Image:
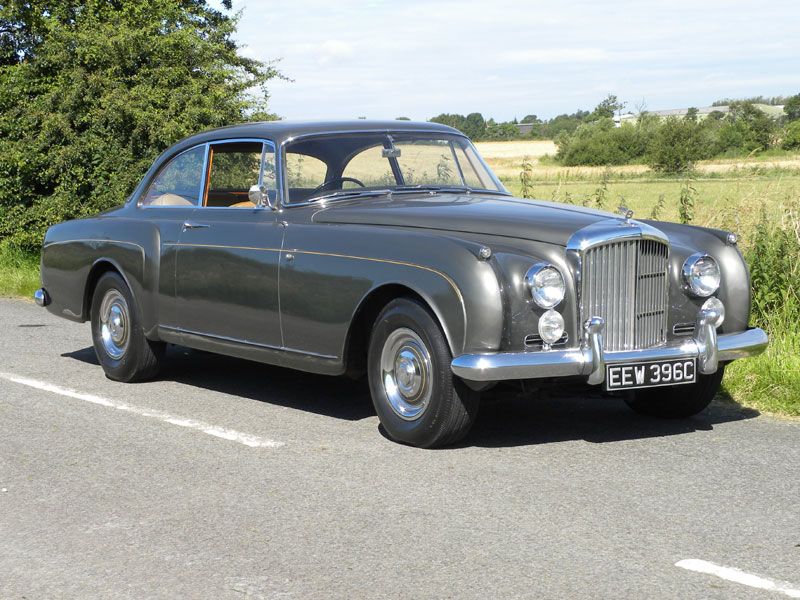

{"left": 451, "top": 310, "right": 768, "bottom": 384}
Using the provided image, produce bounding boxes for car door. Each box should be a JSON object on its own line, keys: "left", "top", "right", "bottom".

{"left": 135, "top": 143, "right": 207, "bottom": 329}
{"left": 174, "top": 139, "right": 284, "bottom": 349}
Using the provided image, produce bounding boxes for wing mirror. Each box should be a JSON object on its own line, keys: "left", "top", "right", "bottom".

{"left": 248, "top": 184, "right": 273, "bottom": 209}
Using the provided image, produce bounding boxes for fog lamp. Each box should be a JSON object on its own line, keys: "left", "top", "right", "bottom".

{"left": 538, "top": 309, "right": 565, "bottom": 345}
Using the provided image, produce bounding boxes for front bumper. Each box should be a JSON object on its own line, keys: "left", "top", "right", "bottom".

{"left": 451, "top": 310, "right": 768, "bottom": 384}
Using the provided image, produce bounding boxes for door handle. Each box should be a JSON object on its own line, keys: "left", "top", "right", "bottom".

{"left": 182, "top": 222, "right": 210, "bottom": 230}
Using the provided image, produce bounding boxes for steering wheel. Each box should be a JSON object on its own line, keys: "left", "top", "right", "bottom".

{"left": 310, "top": 176, "right": 366, "bottom": 196}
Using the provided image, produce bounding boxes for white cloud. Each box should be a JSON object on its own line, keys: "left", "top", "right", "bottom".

{"left": 500, "top": 48, "right": 611, "bottom": 64}
{"left": 318, "top": 40, "right": 355, "bottom": 65}
{"left": 229, "top": 0, "right": 800, "bottom": 120}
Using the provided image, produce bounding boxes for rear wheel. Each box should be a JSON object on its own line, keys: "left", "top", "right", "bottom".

{"left": 624, "top": 367, "right": 724, "bottom": 418}
{"left": 90, "top": 272, "right": 165, "bottom": 382}
{"left": 367, "top": 298, "right": 480, "bottom": 448}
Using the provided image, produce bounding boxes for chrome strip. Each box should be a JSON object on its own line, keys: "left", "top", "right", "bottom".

{"left": 451, "top": 327, "right": 768, "bottom": 382}
{"left": 160, "top": 325, "right": 338, "bottom": 359}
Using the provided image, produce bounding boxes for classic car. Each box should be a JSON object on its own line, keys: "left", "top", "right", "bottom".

{"left": 36, "top": 120, "right": 768, "bottom": 447}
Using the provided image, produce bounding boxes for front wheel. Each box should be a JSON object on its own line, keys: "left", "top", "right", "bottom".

{"left": 624, "top": 367, "right": 725, "bottom": 418}
{"left": 367, "top": 298, "right": 480, "bottom": 448}
{"left": 90, "top": 272, "right": 165, "bottom": 382}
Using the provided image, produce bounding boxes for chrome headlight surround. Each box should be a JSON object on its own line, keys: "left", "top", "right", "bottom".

{"left": 682, "top": 253, "right": 720, "bottom": 297}
{"left": 524, "top": 263, "right": 565, "bottom": 309}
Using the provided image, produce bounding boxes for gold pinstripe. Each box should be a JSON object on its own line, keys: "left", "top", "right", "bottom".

{"left": 164, "top": 242, "right": 465, "bottom": 306}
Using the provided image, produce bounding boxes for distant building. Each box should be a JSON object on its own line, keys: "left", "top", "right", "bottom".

{"left": 514, "top": 122, "right": 537, "bottom": 135}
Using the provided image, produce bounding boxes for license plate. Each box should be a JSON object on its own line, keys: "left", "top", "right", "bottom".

{"left": 605, "top": 358, "right": 696, "bottom": 391}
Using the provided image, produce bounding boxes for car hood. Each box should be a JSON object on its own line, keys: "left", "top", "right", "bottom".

{"left": 312, "top": 193, "right": 617, "bottom": 247}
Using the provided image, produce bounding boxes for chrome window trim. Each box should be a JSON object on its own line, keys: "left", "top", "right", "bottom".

{"left": 136, "top": 138, "right": 278, "bottom": 210}
{"left": 278, "top": 129, "right": 509, "bottom": 208}
{"left": 136, "top": 143, "right": 208, "bottom": 209}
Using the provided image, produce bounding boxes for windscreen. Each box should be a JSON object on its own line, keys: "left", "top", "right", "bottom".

{"left": 284, "top": 132, "right": 507, "bottom": 204}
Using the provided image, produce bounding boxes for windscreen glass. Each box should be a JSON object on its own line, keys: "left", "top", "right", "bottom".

{"left": 284, "top": 132, "right": 506, "bottom": 203}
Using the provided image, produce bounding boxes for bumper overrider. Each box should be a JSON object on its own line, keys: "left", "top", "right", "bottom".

{"left": 451, "top": 307, "right": 768, "bottom": 384}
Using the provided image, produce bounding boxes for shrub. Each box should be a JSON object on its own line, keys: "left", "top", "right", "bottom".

{"left": 745, "top": 203, "right": 800, "bottom": 327}
{"left": 782, "top": 121, "right": 800, "bottom": 150}
{"left": 647, "top": 117, "right": 702, "bottom": 173}
{"left": 556, "top": 119, "right": 645, "bottom": 166}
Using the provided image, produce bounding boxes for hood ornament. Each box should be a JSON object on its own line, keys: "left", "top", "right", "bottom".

{"left": 617, "top": 206, "right": 634, "bottom": 225}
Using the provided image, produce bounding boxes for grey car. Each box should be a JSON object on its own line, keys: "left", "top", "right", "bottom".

{"left": 35, "top": 120, "right": 768, "bottom": 447}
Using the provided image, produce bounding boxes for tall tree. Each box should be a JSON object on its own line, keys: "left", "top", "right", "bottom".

{"left": 0, "top": 0, "right": 281, "bottom": 249}
{"left": 784, "top": 94, "right": 800, "bottom": 122}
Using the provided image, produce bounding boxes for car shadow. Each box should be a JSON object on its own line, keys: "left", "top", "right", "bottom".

{"left": 458, "top": 385, "right": 759, "bottom": 449}
{"left": 61, "top": 345, "right": 760, "bottom": 446}
{"left": 61, "top": 345, "right": 375, "bottom": 421}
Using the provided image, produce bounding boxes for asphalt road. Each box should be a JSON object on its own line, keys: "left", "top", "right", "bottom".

{"left": 1, "top": 298, "right": 798, "bottom": 599}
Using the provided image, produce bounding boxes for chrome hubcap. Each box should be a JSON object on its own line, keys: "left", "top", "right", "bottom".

{"left": 99, "top": 289, "right": 130, "bottom": 360}
{"left": 380, "top": 328, "right": 432, "bottom": 421}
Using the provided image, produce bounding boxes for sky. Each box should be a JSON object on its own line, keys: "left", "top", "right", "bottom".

{"left": 229, "top": 0, "right": 800, "bottom": 122}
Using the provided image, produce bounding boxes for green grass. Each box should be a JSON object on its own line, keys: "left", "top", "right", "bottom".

{"left": 0, "top": 242, "right": 40, "bottom": 299}
{"left": 724, "top": 324, "right": 800, "bottom": 417}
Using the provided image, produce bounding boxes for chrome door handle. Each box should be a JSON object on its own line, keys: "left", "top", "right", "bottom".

{"left": 182, "top": 222, "right": 210, "bottom": 230}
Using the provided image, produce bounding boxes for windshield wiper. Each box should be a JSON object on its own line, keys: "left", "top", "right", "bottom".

{"left": 309, "top": 189, "right": 392, "bottom": 203}
{"left": 392, "top": 185, "right": 472, "bottom": 195}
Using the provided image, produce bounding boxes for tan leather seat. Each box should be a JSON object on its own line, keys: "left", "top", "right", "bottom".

{"left": 230, "top": 200, "right": 256, "bottom": 208}
{"left": 149, "top": 193, "right": 194, "bottom": 206}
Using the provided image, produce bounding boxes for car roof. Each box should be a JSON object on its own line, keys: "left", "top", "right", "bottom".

{"left": 172, "top": 119, "right": 464, "bottom": 150}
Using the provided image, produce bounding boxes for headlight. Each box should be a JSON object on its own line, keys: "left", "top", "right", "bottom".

{"left": 702, "top": 297, "right": 725, "bottom": 327}
{"left": 525, "top": 264, "right": 565, "bottom": 309}
{"left": 682, "top": 253, "right": 720, "bottom": 297}
{"left": 538, "top": 309, "right": 565, "bottom": 345}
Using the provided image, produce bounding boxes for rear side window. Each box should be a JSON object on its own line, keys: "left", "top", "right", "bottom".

{"left": 140, "top": 146, "right": 205, "bottom": 207}
{"left": 204, "top": 141, "right": 264, "bottom": 208}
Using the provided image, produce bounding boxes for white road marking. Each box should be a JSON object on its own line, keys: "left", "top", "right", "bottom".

{"left": 676, "top": 559, "right": 800, "bottom": 598}
{"left": 0, "top": 372, "right": 284, "bottom": 448}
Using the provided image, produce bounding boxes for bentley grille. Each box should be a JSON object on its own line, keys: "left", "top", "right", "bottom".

{"left": 580, "top": 239, "right": 669, "bottom": 351}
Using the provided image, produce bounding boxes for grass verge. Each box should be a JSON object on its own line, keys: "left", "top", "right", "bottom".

{"left": 0, "top": 242, "right": 40, "bottom": 299}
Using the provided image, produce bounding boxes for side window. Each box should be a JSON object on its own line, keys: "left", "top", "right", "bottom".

{"left": 204, "top": 141, "right": 264, "bottom": 208}
{"left": 453, "top": 145, "right": 485, "bottom": 189}
{"left": 343, "top": 145, "right": 398, "bottom": 187}
{"left": 140, "top": 145, "right": 205, "bottom": 206}
{"left": 285, "top": 152, "right": 327, "bottom": 202}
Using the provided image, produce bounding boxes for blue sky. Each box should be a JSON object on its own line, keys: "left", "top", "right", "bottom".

{"left": 230, "top": 0, "right": 800, "bottom": 121}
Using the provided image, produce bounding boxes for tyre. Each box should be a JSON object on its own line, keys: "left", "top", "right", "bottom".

{"left": 367, "top": 297, "right": 480, "bottom": 448}
{"left": 90, "top": 271, "right": 165, "bottom": 382}
{"left": 624, "top": 366, "right": 724, "bottom": 418}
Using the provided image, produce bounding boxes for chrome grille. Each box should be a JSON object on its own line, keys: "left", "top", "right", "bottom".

{"left": 581, "top": 239, "right": 668, "bottom": 350}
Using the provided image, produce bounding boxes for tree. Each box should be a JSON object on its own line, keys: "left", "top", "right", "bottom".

{"left": 784, "top": 94, "right": 800, "bottom": 122}
{"left": 521, "top": 114, "right": 540, "bottom": 124}
{"left": 783, "top": 121, "right": 800, "bottom": 150}
{"left": 0, "top": 0, "right": 281, "bottom": 250}
{"left": 647, "top": 117, "right": 702, "bottom": 173}
{"left": 463, "top": 112, "right": 487, "bottom": 139}
{"left": 590, "top": 94, "right": 625, "bottom": 120}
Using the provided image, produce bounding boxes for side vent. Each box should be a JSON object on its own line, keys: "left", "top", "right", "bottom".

{"left": 525, "top": 332, "right": 569, "bottom": 349}
{"left": 672, "top": 323, "right": 695, "bottom": 336}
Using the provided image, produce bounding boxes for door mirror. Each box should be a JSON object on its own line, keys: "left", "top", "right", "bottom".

{"left": 248, "top": 184, "right": 271, "bottom": 209}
